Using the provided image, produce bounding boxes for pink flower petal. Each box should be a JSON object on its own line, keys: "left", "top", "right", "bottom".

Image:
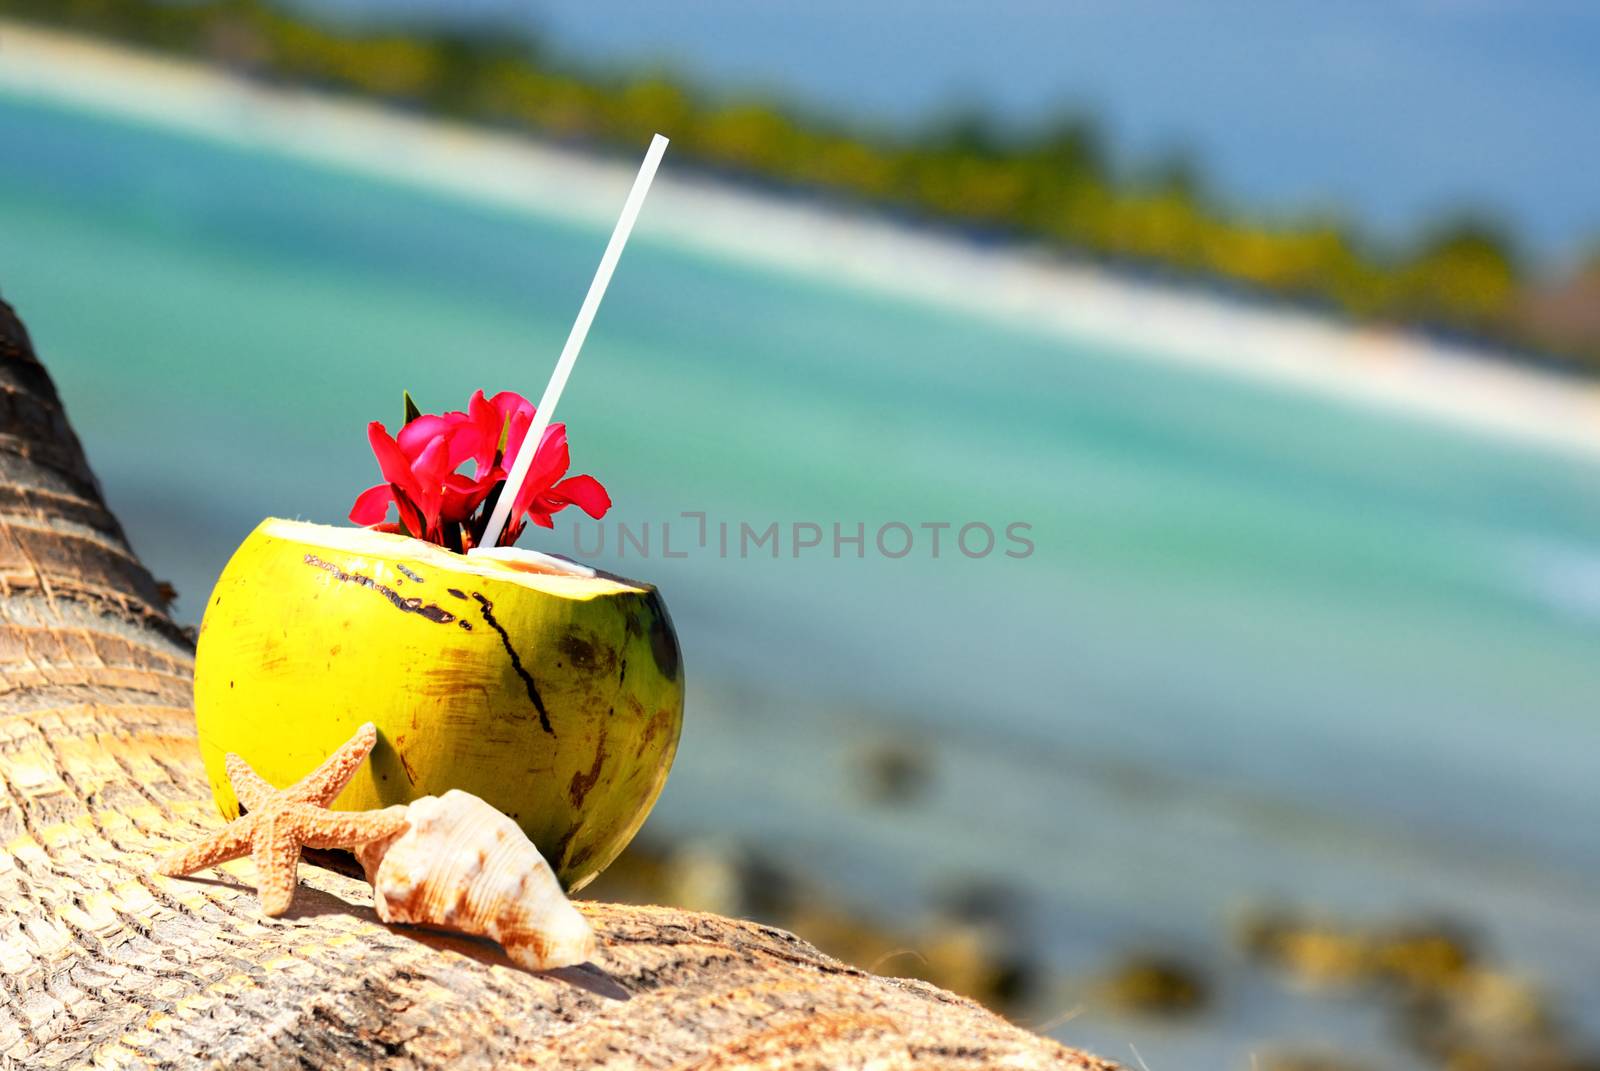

{"left": 349, "top": 484, "right": 394, "bottom": 525}
{"left": 546, "top": 474, "right": 611, "bottom": 519}
{"left": 466, "top": 389, "right": 501, "bottom": 469}
{"left": 400, "top": 412, "right": 481, "bottom": 469}
{"left": 367, "top": 423, "right": 416, "bottom": 493}
{"left": 396, "top": 414, "right": 450, "bottom": 456}
{"left": 441, "top": 472, "right": 495, "bottom": 523}
{"left": 511, "top": 424, "right": 571, "bottom": 521}
{"left": 409, "top": 435, "right": 451, "bottom": 517}
{"left": 493, "top": 390, "right": 537, "bottom": 462}
{"left": 392, "top": 487, "right": 426, "bottom": 540}
{"left": 489, "top": 390, "right": 534, "bottom": 425}
{"left": 528, "top": 424, "right": 570, "bottom": 487}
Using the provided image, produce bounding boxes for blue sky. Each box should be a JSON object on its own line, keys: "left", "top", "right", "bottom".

{"left": 304, "top": 0, "right": 1600, "bottom": 265}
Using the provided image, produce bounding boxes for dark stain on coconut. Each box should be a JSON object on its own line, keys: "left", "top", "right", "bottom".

{"left": 302, "top": 554, "right": 456, "bottom": 625}
{"left": 567, "top": 729, "right": 608, "bottom": 809}
{"left": 456, "top": 619, "right": 473, "bottom": 631}
{"left": 636, "top": 707, "right": 673, "bottom": 756}
{"left": 557, "top": 632, "right": 613, "bottom": 675}
{"left": 564, "top": 841, "right": 597, "bottom": 875}
{"left": 446, "top": 588, "right": 468, "bottom": 600}
{"left": 645, "top": 592, "right": 681, "bottom": 682}
{"left": 472, "top": 592, "right": 553, "bottom": 735}
{"left": 395, "top": 564, "right": 425, "bottom": 583}
{"left": 552, "top": 823, "right": 580, "bottom": 871}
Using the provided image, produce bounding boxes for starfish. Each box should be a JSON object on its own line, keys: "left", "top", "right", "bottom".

{"left": 157, "top": 722, "right": 409, "bottom": 916}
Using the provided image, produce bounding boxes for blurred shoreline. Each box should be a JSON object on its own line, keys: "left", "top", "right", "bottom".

{"left": 6, "top": 17, "right": 1600, "bottom": 462}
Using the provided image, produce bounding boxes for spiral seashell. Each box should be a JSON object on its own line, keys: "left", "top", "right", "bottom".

{"left": 356, "top": 790, "right": 596, "bottom": 970}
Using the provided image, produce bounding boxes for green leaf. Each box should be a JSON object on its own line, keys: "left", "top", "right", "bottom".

{"left": 403, "top": 391, "right": 422, "bottom": 426}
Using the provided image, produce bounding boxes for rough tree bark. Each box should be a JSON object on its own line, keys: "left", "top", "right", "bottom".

{"left": 0, "top": 295, "right": 1115, "bottom": 1070}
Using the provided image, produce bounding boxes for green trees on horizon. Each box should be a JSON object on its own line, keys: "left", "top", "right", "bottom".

{"left": 5, "top": 0, "right": 1594, "bottom": 366}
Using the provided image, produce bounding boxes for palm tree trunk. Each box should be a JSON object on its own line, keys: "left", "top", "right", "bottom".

{"left": 0, "top": 293, "right": 1113, "bottom": 1070}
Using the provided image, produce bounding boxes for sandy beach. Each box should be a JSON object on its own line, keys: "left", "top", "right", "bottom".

{"left": 5, "top": 17, "right": 1600, "bottom": 461}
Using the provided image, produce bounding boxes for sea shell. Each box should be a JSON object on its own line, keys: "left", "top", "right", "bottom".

{"left": 356, "top": 790, "right": 596, "bottom": 970}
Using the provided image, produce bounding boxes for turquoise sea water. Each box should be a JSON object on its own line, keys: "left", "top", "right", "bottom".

{"left": 3, "top": 91, "right": 1599, "bottom": 1067}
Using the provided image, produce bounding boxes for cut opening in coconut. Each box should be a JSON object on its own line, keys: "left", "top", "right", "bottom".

{"left": 260, "top": 518, "right": 640, "bottom": 598}
{"left": 465, "top": 544, "right": 594, "bottom": 578}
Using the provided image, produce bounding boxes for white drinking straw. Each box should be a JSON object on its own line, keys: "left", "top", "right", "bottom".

{"left": 477, "top": 134, "right": 669, "bottom": 550}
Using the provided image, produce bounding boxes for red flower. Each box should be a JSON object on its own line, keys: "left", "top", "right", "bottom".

{"left": 348, "top": 389, "right": 611, "bottom": 550}
{"left": 459, "top": 390, "right": 611, "bottom": 542}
